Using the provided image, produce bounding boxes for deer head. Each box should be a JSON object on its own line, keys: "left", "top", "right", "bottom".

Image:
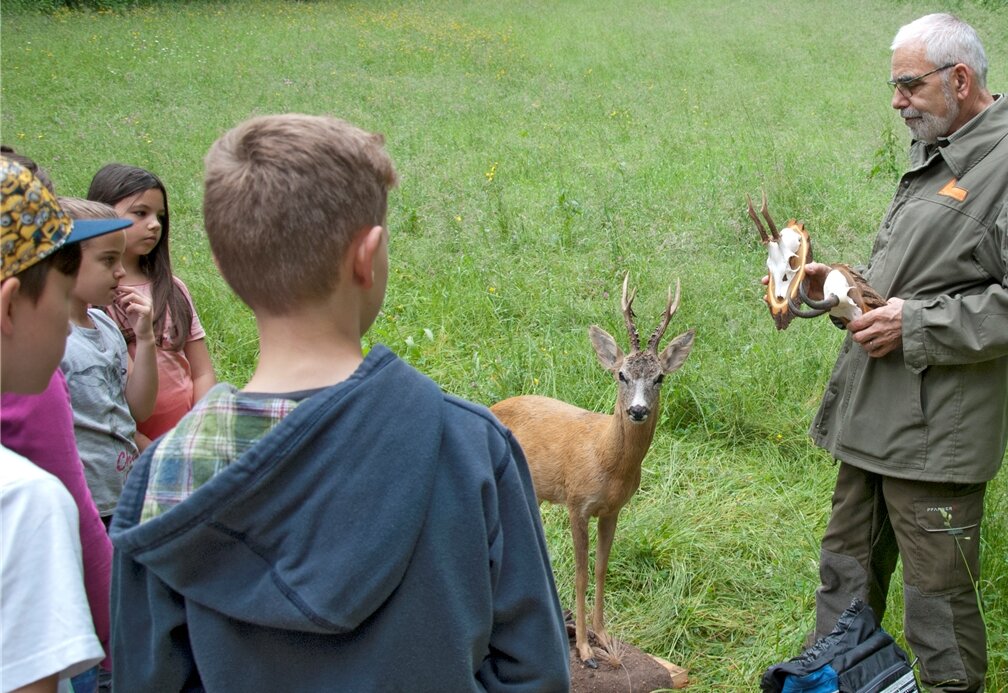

{"left": 747, "top": 192, "right": 887, "bottom": 329}
{"left": 589, "top": 274, "right": 695, "bottom": 423}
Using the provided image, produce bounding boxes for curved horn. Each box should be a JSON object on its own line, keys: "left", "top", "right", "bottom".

{"left": 799, "top": 282, "right": 841, "bottom": 311}
{"left": 785, "top": 283, "right": 840, "bottom": 318}
{"left": 787, "top": 297, "right": 832, "bottom": 318}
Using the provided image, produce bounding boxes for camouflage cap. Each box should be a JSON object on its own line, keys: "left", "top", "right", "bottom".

{"left": 1, "top": 156, "right": 72, "bottom": 280}
{"left": 1, "top": 156, "right": 132, "bottom": 280}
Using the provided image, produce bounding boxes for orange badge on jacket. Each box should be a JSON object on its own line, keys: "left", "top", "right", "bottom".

{"left": 938, "top": 178, "right": 968, "bottom": 202}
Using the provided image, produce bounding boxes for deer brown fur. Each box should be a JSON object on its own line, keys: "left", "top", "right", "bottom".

{"left": 491, "top": 274, "right": 695, "bottom": 668}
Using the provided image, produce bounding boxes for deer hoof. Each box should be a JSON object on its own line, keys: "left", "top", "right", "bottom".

{"left": 577, "top": 642, "right": 597, "bottom": 668}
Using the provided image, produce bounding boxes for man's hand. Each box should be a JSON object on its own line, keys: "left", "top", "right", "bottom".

{"left": 800, "top": 262, "right": 831, "bottom": 302}
{"left": 848, "top": 297, "right": 904, "bottom": 358}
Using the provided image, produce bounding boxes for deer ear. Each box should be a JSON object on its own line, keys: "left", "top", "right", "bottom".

{"left": 658, "top": 328, "right": 695, "bottom": 374}
{"left": 589, "top": 325, "right": 622, "bottom": 370}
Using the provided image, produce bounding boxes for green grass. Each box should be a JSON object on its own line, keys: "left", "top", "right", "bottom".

{"left": 3, "top": 0, "right": 1007, "bottom": 689}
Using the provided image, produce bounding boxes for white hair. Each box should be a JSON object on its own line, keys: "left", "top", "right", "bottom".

{"left": 891, "top": 13, "right": 988, "bottom": 89}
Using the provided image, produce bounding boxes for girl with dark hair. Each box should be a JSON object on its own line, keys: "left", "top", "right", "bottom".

{"left": 88, "top": 164, "right": 216, "bottom": 444}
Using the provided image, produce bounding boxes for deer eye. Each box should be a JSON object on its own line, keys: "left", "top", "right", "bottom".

{"left": 618, "top": 371, "right": 627, "bottom": 383}
{"left": 654, "top": 374, "right": 665, "bottom": 385}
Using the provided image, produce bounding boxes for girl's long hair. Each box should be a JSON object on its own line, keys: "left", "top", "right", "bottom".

{"left": 88, "top": 163, "right": 192, "bottom": 351}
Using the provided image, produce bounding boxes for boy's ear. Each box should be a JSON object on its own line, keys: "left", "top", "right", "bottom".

{"left": 351, "top": 225, "right": 385, "bottom": 289}
{"left": 0, "top": 277, "right": 22, "bottom": 336}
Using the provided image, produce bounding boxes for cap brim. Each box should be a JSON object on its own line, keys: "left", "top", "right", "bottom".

{"left": 66, "top": 217, "right": 133, "bottom": 245}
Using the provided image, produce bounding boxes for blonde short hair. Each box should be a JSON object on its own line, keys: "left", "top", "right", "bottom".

{"left": 57, "top": 197, "right": 118, "bottom": 223}
{"left": 203, "top": 114, "right": 398, "bottom": 313}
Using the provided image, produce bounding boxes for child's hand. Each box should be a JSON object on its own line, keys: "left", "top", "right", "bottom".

{"left": 118, "top": 287, "right": 159, "bottom": 423}
{"left": 116, "top": 287, "right": 155, "bottom": 344}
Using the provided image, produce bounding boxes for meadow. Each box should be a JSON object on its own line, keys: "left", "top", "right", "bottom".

{"left": 2, "top": 0, "right": 1007, "bottom": 689}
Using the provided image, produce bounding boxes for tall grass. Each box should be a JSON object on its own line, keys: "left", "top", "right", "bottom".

{"left": 3, "top": 1, "right": 1006, "bottom": 688}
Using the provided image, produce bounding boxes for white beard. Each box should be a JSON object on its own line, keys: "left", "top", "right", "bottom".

{"left": 901, "top": 79, "right": 960, "bottom": 143}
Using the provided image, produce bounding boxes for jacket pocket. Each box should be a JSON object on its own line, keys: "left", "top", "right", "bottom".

{"left": 840, "top": 354, "right": 926, "bottom": 467}
{"left": 928, "top": 360, "right": 1008, "bottom": 481}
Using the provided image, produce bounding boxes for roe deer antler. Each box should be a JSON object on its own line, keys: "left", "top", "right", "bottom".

{"left": 621, "top": 273, "right": 640, "bottom": 351}
{"left": 491, "top": 272, "right": 695, "bottom": 669}
{"left": 647, "top": 281, "right": 680, "bottom": 352}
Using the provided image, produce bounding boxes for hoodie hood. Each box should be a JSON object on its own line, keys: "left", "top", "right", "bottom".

{"left": 111, "top": 345, "right": 445, "bottom": 634}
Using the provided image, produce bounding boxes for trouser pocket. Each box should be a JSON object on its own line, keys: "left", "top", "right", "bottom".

{"left": 901, "top": 486, "right": 984, "bottom": 594}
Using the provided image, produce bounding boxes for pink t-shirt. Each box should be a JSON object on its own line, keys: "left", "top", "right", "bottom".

{"left": 106, "top": 277, "right": 206, "bottom": 441}
{"left": 0, "top": 369, "right": 112, "bottom": 667}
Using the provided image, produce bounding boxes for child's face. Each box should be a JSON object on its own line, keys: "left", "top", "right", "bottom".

{"left": 114, "top": 187, "right": 165, "bottom": 259}
{"left": 73, "top": 230, "right": 126, "bottom": 307}
{"left": 1, "top": 268, "right": 75, "bottom": 394}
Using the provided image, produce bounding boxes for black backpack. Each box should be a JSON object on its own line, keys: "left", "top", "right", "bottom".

{"left": 761, "top": 599, "right": 919, "bottom": 693}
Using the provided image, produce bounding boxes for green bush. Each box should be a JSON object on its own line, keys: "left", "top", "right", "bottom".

{"left": 2, "top": 0, "right": 202, "bottom": 12}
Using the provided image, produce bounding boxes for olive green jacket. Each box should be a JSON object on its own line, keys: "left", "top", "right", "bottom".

{"left": 812, "top": 95, "right": 1008, "bottom": 483}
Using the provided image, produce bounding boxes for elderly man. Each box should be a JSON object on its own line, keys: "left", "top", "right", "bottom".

{"left": 802, "top": 13, "right": 1007, "bottom": 692}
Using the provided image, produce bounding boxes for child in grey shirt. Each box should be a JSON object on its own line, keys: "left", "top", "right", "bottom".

{"left": 59, "top": 198, "right": 158, "bottom": 523}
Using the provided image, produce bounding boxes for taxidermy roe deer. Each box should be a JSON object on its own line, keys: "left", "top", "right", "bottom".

{"left": 491, "top": 274, "right": 695, "bottom": 668}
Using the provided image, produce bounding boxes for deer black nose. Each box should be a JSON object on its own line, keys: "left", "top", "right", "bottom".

{"left": 627, "top": 405, "right": 649, "bottom": 422}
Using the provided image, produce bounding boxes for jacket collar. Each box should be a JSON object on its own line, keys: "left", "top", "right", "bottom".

{"left": 911, "top": 94, "right": 1007, "bottom": 177}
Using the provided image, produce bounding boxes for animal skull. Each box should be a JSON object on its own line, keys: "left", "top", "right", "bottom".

{"left": 816, "top": 263, "right": 887, "bottom": 326}
{"left": 747, "top": 193, "right": 886, "bottom": 329}
{"left": 747, "top": 192, "right": 812, "bottom": 330}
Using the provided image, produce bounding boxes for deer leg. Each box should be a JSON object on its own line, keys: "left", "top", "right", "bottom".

{"left": 592, "top": 513, "right": 619, "bottom": 656}
{"left": 569, "top": 508, "right": 596, "bottom": 668}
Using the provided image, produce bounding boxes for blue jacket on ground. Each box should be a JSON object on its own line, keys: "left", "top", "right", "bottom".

{"left": 110, "top": 345, "right": 571, "bottom": 692}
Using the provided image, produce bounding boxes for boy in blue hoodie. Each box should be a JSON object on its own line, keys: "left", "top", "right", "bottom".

{"left": 109, "top": 114, "right": 571, "bottom": 692}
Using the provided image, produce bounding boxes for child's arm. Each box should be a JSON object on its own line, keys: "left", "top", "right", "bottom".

{"left": 184, "top": 338, "right": 217, "bottom": 403}
{"left": 117, "top": 286, "right": 158, "bottom": 423}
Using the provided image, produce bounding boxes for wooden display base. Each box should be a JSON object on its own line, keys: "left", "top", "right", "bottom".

{"left": 566, "top": 616, "right": 688, "bottom": 691}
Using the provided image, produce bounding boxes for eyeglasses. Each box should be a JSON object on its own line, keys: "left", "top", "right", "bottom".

{"left": 888, "top": 63, "right": 956, "bottom": 97}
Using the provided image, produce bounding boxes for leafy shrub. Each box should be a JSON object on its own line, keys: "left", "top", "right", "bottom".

{"left": 4, "top": 0, "right": 161, "bottom": 12}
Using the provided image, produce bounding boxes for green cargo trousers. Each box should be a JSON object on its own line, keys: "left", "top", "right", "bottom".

{"left": 814, "top": 463, "right": 987, "bottom": 692}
